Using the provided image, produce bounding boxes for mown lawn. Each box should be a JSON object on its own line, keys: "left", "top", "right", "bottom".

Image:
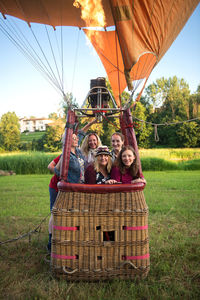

{"left": 0, "top": 171, "right": 200, "bottom": 299}
{"left": 20, "top": 131, "right": 46, "bottom": 142}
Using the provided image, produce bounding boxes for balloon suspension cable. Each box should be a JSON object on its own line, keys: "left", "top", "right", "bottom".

{"left": 71, "top": 28, "right": 81, "bottom": 95}
{"left": 44, "top": 24, "right": 64, "bottom": 92}
{"left": 122, "top": 52, "right": 157, "bottom": 112}
{"left": 63, "top": 93, "right": 72, "bottom": 109}
{"left": 123, "top": 89, "right": 135, "bottom": 110}
{"left": 0, "top": 14, "right": 67, "bottom": 98}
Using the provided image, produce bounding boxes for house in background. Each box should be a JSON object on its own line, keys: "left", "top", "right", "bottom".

{"left": 19, "top": 117, "right": 54, "bottom": 133}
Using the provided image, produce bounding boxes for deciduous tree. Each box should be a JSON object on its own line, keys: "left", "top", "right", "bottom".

{"left": 0, "top": 112, "right": 20, "bottom": 151}
{"left": 42, "top": 124, "right": 63, "bottom": 152}
{"left": 145, "top": 76, "right": 190, "bottom": 121}
{"left": 176, "top": 122, "right": 200, "bottom": 147}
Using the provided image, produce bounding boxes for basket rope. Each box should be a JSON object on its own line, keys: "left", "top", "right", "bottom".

{"left": 63, "top": 266, "right": 78, "bottom": 274}
{"left": 0, "top": 214, "right": 50, "bottom": 245}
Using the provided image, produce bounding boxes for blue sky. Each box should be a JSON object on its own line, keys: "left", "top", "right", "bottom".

{"left": 0, "top": 3, "right": 199, "bottom": 119}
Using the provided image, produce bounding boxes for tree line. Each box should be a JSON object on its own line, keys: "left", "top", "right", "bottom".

{"left": 0, "top": 76, "right": 199, "bottom": 152}
{"left": 136, "top": 77, "right": 200, "bottom": 148}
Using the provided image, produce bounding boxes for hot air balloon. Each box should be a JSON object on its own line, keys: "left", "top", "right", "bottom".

{"left": 0, "top": 0, "right": 199, "bottom": 281}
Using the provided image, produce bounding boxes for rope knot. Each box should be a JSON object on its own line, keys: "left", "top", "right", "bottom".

{"left": 125, "top": 122, "right": 140, "bottom": 129}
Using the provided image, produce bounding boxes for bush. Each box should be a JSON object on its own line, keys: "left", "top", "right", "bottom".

{"left": 0, "top": 151, "right": 200, "bottom": 174}
{"left": 0, "top": 152, "right": 59, "bottom": 174}
{"left": 141, "top": 157, "right": 179, "bottom": 171}
{"left": 141, "top": 157, "right": 200, "bottom": 171}
{"left": 180, "top": 159, "right": 200, "bottom": 170}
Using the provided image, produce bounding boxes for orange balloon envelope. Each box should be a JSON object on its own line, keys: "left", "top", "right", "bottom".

{"left": 0, "top": 0, "right": 199, "bottom": 106}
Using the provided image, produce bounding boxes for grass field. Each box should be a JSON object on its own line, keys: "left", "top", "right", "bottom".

{"left": 139, "top": 148, "right": 200, "bottom": 160}
{"left": 0, "top": 149, "right": 200, "bottom": 174}
{"left": 0, "top": 171, "right": 200, "bottom": 299}
{"left": 1, "top": 148, "right": 200, "bottom": 160}
{"left": 20, "top": 131, "right": 45, "bottom": 142}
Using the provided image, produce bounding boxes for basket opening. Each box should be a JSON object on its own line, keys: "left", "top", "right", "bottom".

{"left": 103, "top": 231, "right": 115, "bottom": 241}
{"left": 96, "top": 226, "right": 101, "bottom": 230}
{"left": 97, "top": 256, "right": 102, "bottom": 260}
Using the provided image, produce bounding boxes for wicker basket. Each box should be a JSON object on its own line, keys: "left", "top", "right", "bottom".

{"left": 51, "top": 182, "right": 149, "bottom": 281}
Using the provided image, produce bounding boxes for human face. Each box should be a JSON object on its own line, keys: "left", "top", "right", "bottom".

{"left": 97, "top": 154, "right": 109, "bottom": 167}
{"left": 121, "top": 149, "right": 135, "bottom": 168}
{"left": 88, "top": 134, "right": 98, "bottom": 149}
{"left": 71, "top": 134, "right": 79, "bottom": 148}
{"left": 111, "top": 134, "right": 124, "bottom": 154}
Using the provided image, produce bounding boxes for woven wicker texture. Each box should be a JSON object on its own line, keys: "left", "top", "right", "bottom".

{"left": 51, "top": 189, "right": 149, "bottom": 281}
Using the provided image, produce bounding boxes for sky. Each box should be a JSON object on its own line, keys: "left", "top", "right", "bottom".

{"left": 0, "top": 3, "right": 199, "bottom": 119}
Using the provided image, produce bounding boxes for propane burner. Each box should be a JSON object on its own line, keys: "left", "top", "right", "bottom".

{"left": 78, "top": 77, "right": 119, "bottom": 120}
{"left": 89, "top": 77, "right": 110, "bottom": 109}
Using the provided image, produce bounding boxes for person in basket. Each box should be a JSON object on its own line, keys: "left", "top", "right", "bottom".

{"left": 110, "top": 145, "right": 146, "bottom": 184}
{"left": 84, "top": 146, "right": 116, "bottom": 184}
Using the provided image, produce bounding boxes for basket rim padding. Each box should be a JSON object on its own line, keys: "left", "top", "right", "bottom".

{"left": 57, "top": 181, "right": 145, "bottom": 194}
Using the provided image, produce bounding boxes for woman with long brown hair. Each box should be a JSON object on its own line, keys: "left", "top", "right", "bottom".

{"left": 110, "top": 132, "right": 124, "bottom": 162}
{"left": 110, "top": 145, "right": 146, "bottom": 184}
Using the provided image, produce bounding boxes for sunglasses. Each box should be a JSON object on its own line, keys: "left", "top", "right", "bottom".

{"left": 72, "top": 136, "right": 79, "bottom": 140}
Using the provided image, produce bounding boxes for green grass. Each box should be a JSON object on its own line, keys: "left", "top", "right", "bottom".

{"left": 0, "top": 175, "right": 51, "bottom": 217}
{"left": 0, "top": 152, "right": 60, "bottom": 174}
{"left": 0, "top": 150, "right": 200, "bottom": 174}
{"left": 0, "top": 171, "right": 200, "bottom": 299}
{"left": 20, "top": 131, "right": 46, "bottom": 142}
{"left": 139, "top": 148, "right": 200, "bottom": 160}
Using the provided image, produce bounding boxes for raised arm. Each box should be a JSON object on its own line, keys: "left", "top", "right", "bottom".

{"left": 78, "top": 118, "right": 97, "bottom": 145}
{"left": 81, "top": 118, "right": 97, "bottom": 133}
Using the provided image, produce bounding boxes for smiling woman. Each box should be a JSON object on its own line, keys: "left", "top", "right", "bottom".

{"left": 80, "top": 133, "right": 102, "bottom": 166}
{"left": 84, "top": 145, "right": 113, "bottom": 184}
{"left": 111, "top": 132, "right": 125, "bottom": 162}
{"left": 111, "top": 145, "right": 147, "bottom": 184}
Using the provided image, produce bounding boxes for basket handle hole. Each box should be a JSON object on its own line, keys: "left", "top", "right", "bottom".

{"left": 103, "top": 231, "right": 115, "bottom": 241}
